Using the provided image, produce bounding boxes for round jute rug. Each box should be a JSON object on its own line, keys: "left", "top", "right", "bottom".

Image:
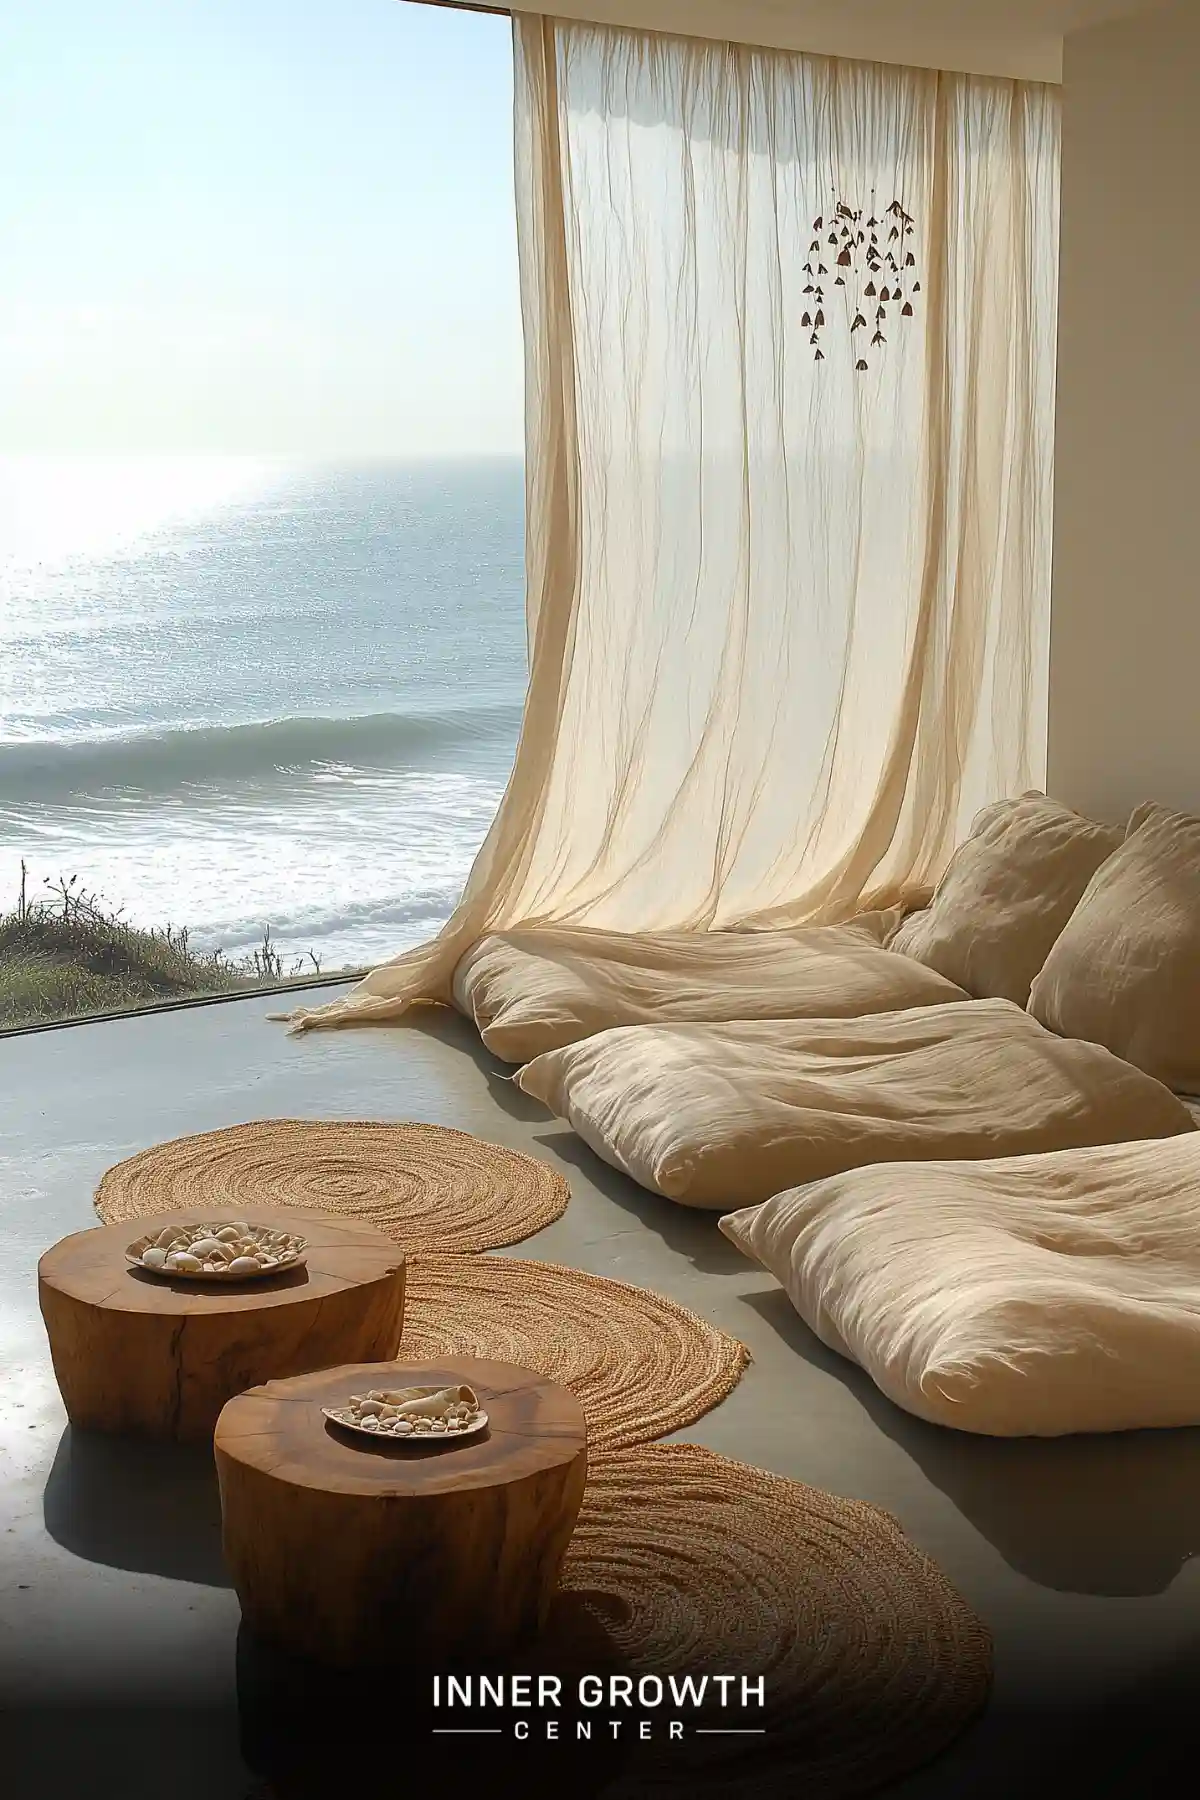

{"left": 543, "top": 1442, "right": 992, "bottom": 1799}
{"left": 93, "top": 1120, "right": 569, "bottom": 1254}
{"left": 399, "top": 1254, "right": 750, "bottom": 1453}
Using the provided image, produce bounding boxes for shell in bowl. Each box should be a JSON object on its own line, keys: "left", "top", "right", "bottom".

{"left": 125, "top": 1221, "right": 307, "bottom": 1282}
{"left": 323, "top": 1383, "right": 487, "bottom": 1445}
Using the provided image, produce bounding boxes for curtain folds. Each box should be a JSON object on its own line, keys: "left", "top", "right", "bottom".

{"left": 282, "top": 15, "right": 1059, "bottom": 1033}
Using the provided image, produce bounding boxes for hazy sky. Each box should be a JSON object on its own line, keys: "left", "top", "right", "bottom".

{"left": 0, "top": 0, "right": 523, "bottom": 455}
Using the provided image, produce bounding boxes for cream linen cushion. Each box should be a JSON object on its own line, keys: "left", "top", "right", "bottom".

{"left": 1028, "top": 803, "right": 1200, "bottom": 1093}
{"left": 452, "top": 918, "right": 967, "bottom": 1064}
{"left": 516, "top": 999, "right": 1193, "bottom": 1209}
{"left": 719, "top": 1133, "right": 1200, "bottom": 1436}
{"left": 887, "top": 792, "right": 1123, "bottom": 1004}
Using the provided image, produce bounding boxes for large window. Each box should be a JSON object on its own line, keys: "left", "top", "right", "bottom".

{"left": 0, "top": 0, "right": 524, "bottom": 1028}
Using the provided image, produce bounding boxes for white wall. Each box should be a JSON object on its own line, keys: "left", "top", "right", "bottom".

{"left": 1048, "top": 0, "right": 1200, "bottom": 822}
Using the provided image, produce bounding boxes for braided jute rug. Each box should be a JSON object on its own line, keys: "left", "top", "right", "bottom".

{"left": 400, "top": 1253, "right": 750, "bottom": 1453}
{"left": 542, "top": 1442, "right": 992, "bottom": 1799}
{"left": 94, "top": 1119, "right": 569, "bottom": 1254}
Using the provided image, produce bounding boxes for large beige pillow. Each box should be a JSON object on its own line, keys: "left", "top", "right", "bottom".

{"left": 718, "top": 1133, "right": 1200, "bottom": 1436}
{"left": 516, "top": 999, "right": 1193, "bottom": 1209}
{"left": 452, "top": 919, "right": 967, "bottom": 1064}
{"left": 1028, "top": 803, "right": 1200, "bottom": 1092}
{"left": 887, "top": 792, "right": 1123, "bottom": 1005}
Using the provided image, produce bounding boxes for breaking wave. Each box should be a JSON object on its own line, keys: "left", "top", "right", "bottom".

{"left": 0, "top": 703, "right": 522, "bottom": 802}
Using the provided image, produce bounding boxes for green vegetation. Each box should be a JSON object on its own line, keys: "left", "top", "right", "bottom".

{"left": 0, "top": 864, "right": 328, "bottom": 1028}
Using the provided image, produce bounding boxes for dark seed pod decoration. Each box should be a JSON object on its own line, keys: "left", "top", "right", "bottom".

{"left": 805, "top": 189, "right": 920, "bottom": 371}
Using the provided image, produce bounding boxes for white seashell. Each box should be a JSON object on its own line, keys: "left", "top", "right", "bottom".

{"left": 359, "top": 1416, "right": 379, "bottom": 1431}
{"left": 166, "top": 1251, "right": 202, "bottom": 1273}
{"left": 356, "top": 1400, "right": 383, "bottom": 1418}
{"left": 430, "top": 1420, "right": 447, "bottom": 1433}
{"left": 155, "top": 1227, "right": 182, "bottom": 1249}
{"left": 140, "top": 1247, "right": 168, "bottom": 1271}
{"left": 229, "top": 1222, "right": 252, "bottom": 1238}
{"left": 393, "top": 1419, "right": 413, "bottom": 1435}
{"left": 227, "top": 1256, "right": 262, "bottom": 1277}
{"left": 189, "top": 1238, "right": 224, "bottom": 1260}
{"left": 215, "top": 1226, "right": 243, "bottom": 1243}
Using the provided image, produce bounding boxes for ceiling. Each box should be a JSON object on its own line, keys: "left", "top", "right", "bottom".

{"left": 532, "top": 0, "right": 1176, "bottom": 81}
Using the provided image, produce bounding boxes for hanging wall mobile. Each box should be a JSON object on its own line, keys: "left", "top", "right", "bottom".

{"left": 802, "top": 192, "right": 921, "bottom": 370}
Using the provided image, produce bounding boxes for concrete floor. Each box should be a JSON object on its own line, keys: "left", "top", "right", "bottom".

{"left": 2, "top": 987, "right": 1198, "bottom": 1797}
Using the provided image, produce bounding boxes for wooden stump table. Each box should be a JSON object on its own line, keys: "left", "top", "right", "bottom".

{"left": 214, "top": 1357, "right": 588, "bottom": 1667}
{"left": 38, "top": 1207, "right": 405, "bottom": 1442}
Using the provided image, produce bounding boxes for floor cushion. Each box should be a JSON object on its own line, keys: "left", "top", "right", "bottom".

{"left": 516, "top": 998, "right": 1194, "bottom": 1208}
{"left": 452, "top": 916, "right": 967, "bottom": 1064}
{"left": 1028, "top": 801, "right": 1200, "bottom": 1094}
{"left": 886, "top": 792, "right": 1122, "bottom": 1005}
{"left": 720, "top": 1133, "right": 1200, "bottom": 1435}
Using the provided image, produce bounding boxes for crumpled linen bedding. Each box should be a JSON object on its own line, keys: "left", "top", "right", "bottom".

{"left": 719, "top": 1132, "right": 1200, "bottom": 1435}
{"left": 451, "top": 915, "right": 968, "bottom": 1064}
{"left": 515, "top": 998, "right": 1195, "bottom": 1209}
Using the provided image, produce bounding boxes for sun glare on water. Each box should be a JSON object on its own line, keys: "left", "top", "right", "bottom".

{"left": 0, "top": 454, "right": 284, "bottom": 573}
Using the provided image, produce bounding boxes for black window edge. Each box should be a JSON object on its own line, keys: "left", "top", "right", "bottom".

{"left": 0, "top": 969, "right": 368, "bottom": 1039}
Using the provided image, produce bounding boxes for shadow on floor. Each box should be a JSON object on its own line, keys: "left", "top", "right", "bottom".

{"left": 2, "top": 1707, "right": 253, "bottom": 1800}
{"left": 891, "top": 1682, "right": 1200, "bottom": 1800}
{"left": 399, "top": 1010, "right": 763, "bottom": 1274}
{"left": 742, "top": 1287, "right": 1200, "bottom": 1598}
{"left": 531, "top": 1128, "right": 748, "bottom": 1277}
{"left": 42, "top": 1426, "right": 231, "bottom": 1586}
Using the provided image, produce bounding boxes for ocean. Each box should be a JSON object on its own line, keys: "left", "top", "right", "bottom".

{"left": 0, "top": 456, "right": 526, "bottom": 973}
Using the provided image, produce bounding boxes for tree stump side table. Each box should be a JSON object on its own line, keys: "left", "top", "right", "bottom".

{"left": 214, "top": 1357, "right": 589, "bottom": 1667}
{"left": 38, "top": 1207, "right": 406, "bottom": 1442}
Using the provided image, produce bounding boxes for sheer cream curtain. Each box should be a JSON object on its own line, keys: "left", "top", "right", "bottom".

{"left": 282, "top": 14, "right": 1059, "bottom": 1033}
